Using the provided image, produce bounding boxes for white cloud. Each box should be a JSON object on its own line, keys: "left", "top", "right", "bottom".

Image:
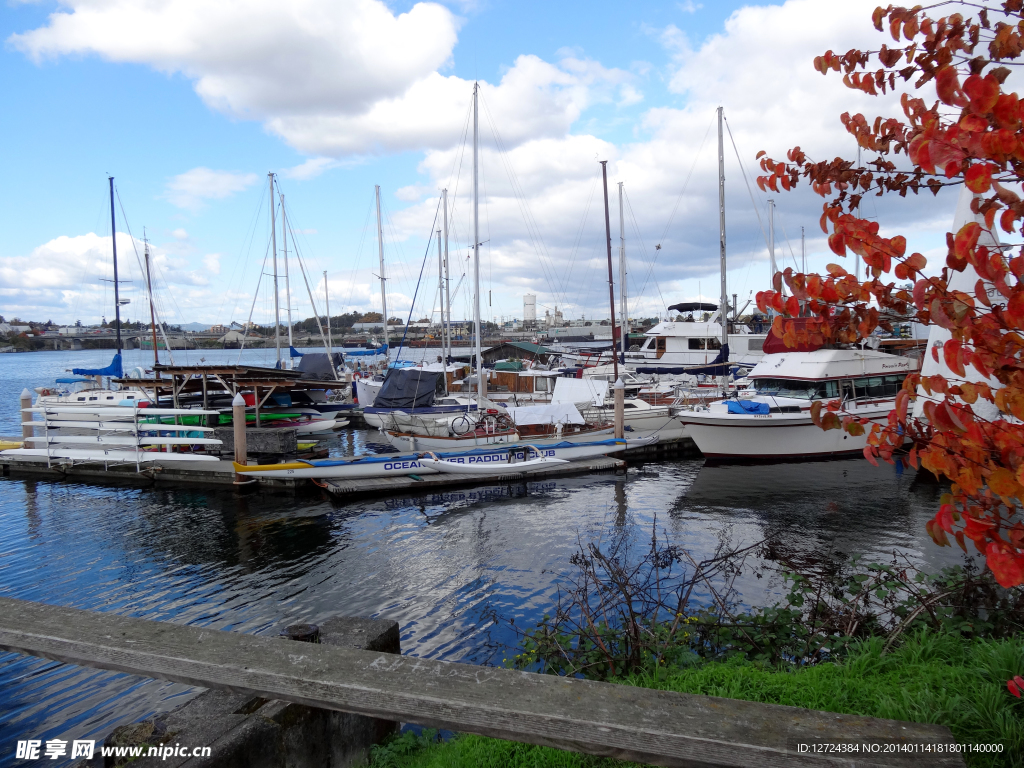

{"left": 6, "top": 0, "right": 973, "bottom": 323}
{"left": 171, "top": 228, "right": 189, "bottom": 240}
{"left": 678, "top": 1, "right": 703, "bottom": 13}
{"left": 9, "top": 1, "right": 632, "bottom": 156}
{"left": 203, "top": 253, "right": 221, "bottom": 274}
{"left": 164, "top": 167, "right": 259, "bottom": 211}
{"left": 280, "top": 157, "right": 336, "bottom": 180}
{"left": 0, "top": 232, "right": 220, "bottom": 322}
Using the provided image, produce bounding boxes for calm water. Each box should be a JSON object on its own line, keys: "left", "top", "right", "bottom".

{"left": 0, "top": 350, "right": 966, "bottom": 767}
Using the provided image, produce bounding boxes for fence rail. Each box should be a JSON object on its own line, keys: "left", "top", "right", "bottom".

{"left": 0, "top": 597, "right": 964, "bottom": 768}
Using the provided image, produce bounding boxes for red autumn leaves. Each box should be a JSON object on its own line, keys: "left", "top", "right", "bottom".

{"left": 751, "top": 3, "right": 1024, "bottom": 588}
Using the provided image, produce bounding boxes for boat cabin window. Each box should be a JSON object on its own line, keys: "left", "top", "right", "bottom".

{"left": 77, "top": 397, "right": 85, "bottom": 401}
{"left": 642, "top": 338, "right": 653, "bottom": 350}
{"left": 687, "top": 338, "right": 722, "bottom": 350}
{"left": 754, "top": 378, "right": 840, "bottom": 400}
{"left": 850, "top": 374, "right": 907, "bottom": 399}
{"left": 748, "top": 338, "right": 763, "bottom": 350}
{"left": 534, "top": 377, "right": 551, "bottom": 392}
{"left": 656, "top": 338, "right": 666, "bottom": 351}
{"left": 88, "top": 396, "right": 98, "bottom": 401}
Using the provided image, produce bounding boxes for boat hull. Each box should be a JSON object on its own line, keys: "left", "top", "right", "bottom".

{"left": 678, "top": 406, "right": 892, "bottom": 462}
{"left": 234, "top": 439, "right": 627, "bottom": 479}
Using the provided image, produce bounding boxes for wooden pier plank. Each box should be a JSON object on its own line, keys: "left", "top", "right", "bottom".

{"left": 0, "top": 597, "right": 963, "bottom": 768}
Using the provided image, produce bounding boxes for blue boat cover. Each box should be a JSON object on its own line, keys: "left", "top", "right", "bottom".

{"left": 374, "top": 368, "right": 443, "bottom": 409}
{"left": 289, "top": 346, "right": 304, "bottom": 358}
{"left": 72, "top": 353, "right": 123, "bottom": 378}
{"left": 726, "top": 399, "right": 769, "bottom": 414}
{"left": 297, "top": 352, "right": 343, "bottom": 381}
{"left": 345, "top": 344, "right": 388, "bottom": 357}
{"left": 55, "top": 377, "right": 94, "bottom": 384}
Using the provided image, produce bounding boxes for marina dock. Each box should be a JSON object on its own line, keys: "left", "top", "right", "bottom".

{"left": 0, "top": 442, "right": 625, "bottom": 495}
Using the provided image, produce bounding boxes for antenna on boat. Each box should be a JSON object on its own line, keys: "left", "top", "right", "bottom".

{"left": 109, "top": 176, "right": 123, "bottom": 356}
{"left": 268, "top": 172, "right": 282, "bottom": 367}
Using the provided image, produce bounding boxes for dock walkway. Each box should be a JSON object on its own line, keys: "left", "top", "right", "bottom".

{"left": 0, "top": 443, "right": 623, "bottom": 496}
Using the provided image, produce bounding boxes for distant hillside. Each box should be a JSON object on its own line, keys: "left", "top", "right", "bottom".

{"left": 178, "top": 322, "right": 212, "bottom": 331}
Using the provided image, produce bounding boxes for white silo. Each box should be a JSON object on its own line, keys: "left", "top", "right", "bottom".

{"left": 524, "top": 294, "right": 537, "bottom": 327}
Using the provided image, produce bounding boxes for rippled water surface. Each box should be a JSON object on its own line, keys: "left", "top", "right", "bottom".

{"left": 0, "top": 350, "right": 966, "bottom": 767}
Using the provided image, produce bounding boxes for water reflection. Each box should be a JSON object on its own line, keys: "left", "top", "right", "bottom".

{"left": 0, "top": 455, "right": 967, "bottom": 768}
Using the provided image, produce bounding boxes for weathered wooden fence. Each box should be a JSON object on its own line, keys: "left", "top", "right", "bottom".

{"left": 0, "top": 597, "right": 965, "bottom": 768}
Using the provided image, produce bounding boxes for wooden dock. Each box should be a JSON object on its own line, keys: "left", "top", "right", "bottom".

{"left": 0, "top": 444, "right": 624, "bottom": 495}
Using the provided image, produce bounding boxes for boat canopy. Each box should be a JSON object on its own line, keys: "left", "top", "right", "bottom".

{"left": 54, "top": 377, "right": 95, "bottom": 384}
{"left": 297, "top": 352, "right": 343, "bottom": 381}
{"left": 346, "top": 344, "right": 389, "bottom": 357}
{"left": 289, "top": 346, "right": 304, "bottom": 358}
{"left": 72, "top": 353, "right": 123, "bottom": 379}
{"left": 507, "top": 402, "right": 585, "bottom": 426}
{"left": 667, "top": 302, "right": 717, "bottom": 313}
{"left": 374, "top": 368, "right": 444, "bottom": 409}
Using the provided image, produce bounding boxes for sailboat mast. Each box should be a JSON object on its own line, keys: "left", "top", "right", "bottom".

{"left": 144, "top": 235, "right": 159, "bottom": 369}
{"left": 717, "top": 106, "right": 728, "bottom": 351}
{"left": 600, "top": 161, "right": 619, "bottom": 383}
{"left": 269, "top": 173, "right": 281, "bottom": 365}
{"left": 281, "top": 192, "right": 293, "bottom": 349}
{"left": 437, "top": 227, "right": 447, "bottom": 394}
{"left": 108, "top": 176, "right": 122, "bottom": 355}
{"left": 375, "top": 185, "right": 389, "bottom": 357}
{"left": 768, "top": 198, "right": 776, "bottom": 296}
{"left": 472, "top": 82, "right": 484, "bottom": 405}
{"left": 443, "top": 187, "right": 451, "bottom": 367}
{"left": 618, "top": 181, "right": 628, "bottom": 364}
{"left": 324, "top": 270, "right": 333, "bottom": 354}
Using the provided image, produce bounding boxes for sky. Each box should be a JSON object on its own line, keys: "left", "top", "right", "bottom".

{"left": 0, "top": 0, "right": 964, "bottom": 329}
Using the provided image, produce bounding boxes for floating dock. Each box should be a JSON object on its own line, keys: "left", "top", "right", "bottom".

{"left": 0, "top": 442, "right": 624, "bottom": 496}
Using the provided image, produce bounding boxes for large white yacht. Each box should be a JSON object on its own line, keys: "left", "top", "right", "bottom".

{"left": 559, "top": 303, "right": 768, "bottom": 375}
{"left": 624, "top": 305, "right": 768, "bottom": 374}
{"left": 677, "top": 347, "right": 918, "bottom": 461}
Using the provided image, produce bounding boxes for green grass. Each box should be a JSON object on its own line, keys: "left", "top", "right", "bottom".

{"left": 369, "top": 632, "right": 1024, "bottom": 768}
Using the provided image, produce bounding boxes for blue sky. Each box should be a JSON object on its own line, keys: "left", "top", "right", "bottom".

{"left": 0, "top": 0, "right": 955, "bottom": 328}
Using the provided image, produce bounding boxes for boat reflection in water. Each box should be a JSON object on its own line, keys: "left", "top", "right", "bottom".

{"left": 680, "top": 457, "right": 969, "bottom": 576}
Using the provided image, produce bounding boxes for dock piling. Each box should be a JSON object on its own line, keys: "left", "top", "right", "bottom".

{"left": 613, "top": 377, "right": 624, "bottom": 440}
{"left": 20, "top": 388, "right": 34, "bottom": 440}
{"left": 232, "top": 392, "right": 247, "bottom": 481}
